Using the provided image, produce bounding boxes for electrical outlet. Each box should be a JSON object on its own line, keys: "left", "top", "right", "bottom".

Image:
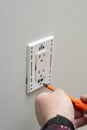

{"left": 26, "top": 36, "right": 54, "bottom": 93}
{"left": 35, "top": 49, "right": 48, "bottom": 81}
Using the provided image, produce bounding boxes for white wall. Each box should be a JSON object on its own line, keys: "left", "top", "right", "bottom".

{"left": 0, "top": 0, "right": 87, "bottom": 130}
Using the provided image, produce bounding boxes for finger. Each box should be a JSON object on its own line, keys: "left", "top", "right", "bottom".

{"left": 75, "top": 109, "right": 84, "bottom": 118}
{"left": 75, "top": 115, "right": 87, "bottom": 128}
{"left": 80, "top": 95, "right": 87, "bottom": 103}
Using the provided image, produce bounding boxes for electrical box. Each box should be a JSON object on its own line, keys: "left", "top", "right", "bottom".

{"left": 26, "top": 36, "right": 54, "bottom": 93}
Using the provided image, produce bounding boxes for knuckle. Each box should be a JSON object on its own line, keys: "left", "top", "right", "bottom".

{"left": 57, "top": 88, "right": 64, "bottom": 92}
{"left": 55, "top": 88, "right": 64, "bottom": 93}
{"left": 35, "top": 92, "right": 49, "bottom": 103}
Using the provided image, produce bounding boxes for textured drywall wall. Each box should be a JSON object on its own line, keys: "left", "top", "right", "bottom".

{"left": 0, "top": 0, "right": 87, "bottom": 130}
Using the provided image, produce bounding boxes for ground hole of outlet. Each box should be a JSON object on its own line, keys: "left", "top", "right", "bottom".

{"left": 38, "top": 80, "right": 40, "bottom": 83}
{"left": 40, "top": 59, "right": 43, "bottom": 62}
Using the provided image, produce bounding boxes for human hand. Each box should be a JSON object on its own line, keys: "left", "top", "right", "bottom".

{"left": 74, "top": 95, "right": 87, "bottom": 128}
{"left": 35, "top": 88, "right": 87, "bottom": 129}
{"left": 35, "top": 88, "right": 74, "bottom": 128}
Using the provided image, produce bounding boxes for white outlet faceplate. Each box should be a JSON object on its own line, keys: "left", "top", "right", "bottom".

{"left": 26, "top": 36, "right": 54, "bottom": 93}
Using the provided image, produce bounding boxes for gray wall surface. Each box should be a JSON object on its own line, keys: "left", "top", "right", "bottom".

{"left": 0, "top": 0, "right": 87, "bottom": 130}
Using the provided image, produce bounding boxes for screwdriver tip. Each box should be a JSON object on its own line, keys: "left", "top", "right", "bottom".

{"left": 43, "top": 83, "right": 48, "bottom": 87}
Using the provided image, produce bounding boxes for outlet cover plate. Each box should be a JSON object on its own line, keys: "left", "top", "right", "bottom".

{"left": 26, "top": 36, "right": 54, "bottom": 93}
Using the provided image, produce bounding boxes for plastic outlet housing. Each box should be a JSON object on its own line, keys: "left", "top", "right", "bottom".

{"left": 26, "top": 36, "right": 54, "bottom": 93}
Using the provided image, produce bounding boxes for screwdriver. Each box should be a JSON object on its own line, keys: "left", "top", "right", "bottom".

{"left": 43, "top": 83, "right": 87, "bottom": 114}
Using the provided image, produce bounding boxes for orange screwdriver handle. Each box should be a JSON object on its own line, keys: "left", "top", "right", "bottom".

{"left": 74, "top": 99, "right": 87, "bottom": 113}
{"left": 68, "top": 95, "right": 87, "bottom": 113}
{"left": 47, "top": 85, "right": 56, "bottom": 91}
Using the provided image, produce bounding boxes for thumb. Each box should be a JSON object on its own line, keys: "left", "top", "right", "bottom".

{"left": 80, "top": 95, "right": 87, "bottom": 103}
